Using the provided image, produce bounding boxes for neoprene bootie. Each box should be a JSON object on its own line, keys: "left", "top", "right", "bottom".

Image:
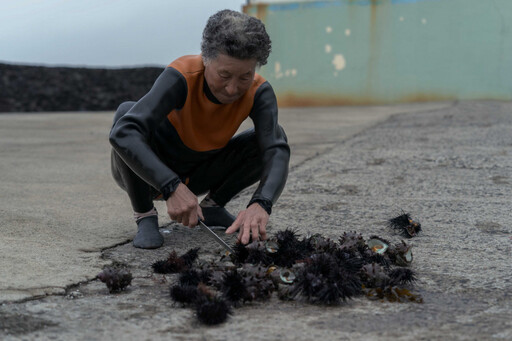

{"left": 133, "top": 215, "right": 164, "bottom": 249}
{"left": 201, "top": 206, "right": 235, "bottom": 228}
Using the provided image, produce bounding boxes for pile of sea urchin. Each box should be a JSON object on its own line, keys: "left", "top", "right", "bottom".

{"left": 150, "top": 213, "right": 423, "bottom": 325}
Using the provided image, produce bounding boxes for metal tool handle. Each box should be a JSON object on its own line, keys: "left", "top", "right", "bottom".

{"left": 198, "top": 220, "right": 235, "bottom": 254}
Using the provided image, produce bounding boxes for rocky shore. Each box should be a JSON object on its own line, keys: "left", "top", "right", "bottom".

{"left": 0, "top": 63, "right": 163, "bottom": 112}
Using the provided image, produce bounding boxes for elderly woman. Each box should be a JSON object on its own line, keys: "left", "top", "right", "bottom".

{"left": 109, "top": 9, "right": 290, "bottom": 249}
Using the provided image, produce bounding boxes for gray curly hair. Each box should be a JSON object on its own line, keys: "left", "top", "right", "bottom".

{"left": 201, "top": 9, "right": 271, "bottom": 67}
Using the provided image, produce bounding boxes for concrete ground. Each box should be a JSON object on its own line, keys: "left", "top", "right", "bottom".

{"left": 0, "top": 101, "right": 510, "bottom": 340}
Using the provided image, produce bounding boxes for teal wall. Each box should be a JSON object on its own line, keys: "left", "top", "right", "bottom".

{"left": 245, "top": 0, "right": 512, "bottom": 106}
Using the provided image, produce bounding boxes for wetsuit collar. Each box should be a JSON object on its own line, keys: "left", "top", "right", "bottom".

{"left": 203, "top": 77, "right": 222, "bottom": 104}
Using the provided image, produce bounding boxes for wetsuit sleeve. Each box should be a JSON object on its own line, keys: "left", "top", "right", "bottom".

{"left": 248, "top": 81, "right": 291, "bottom": 214}
{"left": 109, "top": 67, "right": 187, "bottom": 199}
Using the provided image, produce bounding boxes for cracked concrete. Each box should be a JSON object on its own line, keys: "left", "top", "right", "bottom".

{"left": 1, "top": 101, "right": 511, "bottom": 340}
{"left": 0, "top": 102, "right": 439, "bottom": 303}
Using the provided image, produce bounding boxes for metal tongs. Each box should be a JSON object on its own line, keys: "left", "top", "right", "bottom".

{"left": 198, "top": 219, "right": 235, "bottom": 254}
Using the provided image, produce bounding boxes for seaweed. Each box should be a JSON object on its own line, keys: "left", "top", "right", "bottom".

{"left": 364, "top": 286, "right": 423, "bottom": 303}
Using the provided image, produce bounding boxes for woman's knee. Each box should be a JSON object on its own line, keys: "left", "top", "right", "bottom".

{"left": 113, "top": 101, "right": 136, "bottom": 124}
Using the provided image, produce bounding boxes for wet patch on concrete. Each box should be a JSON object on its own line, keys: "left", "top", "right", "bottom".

{"left": 491, "top": 175, "right": 509, "bottom": 185}
{"left": 366, "top": 158, "right": 386, "bottom": 166}
{"left": 388, "top": 175, "right": 406, "bottom": 185}
{"left": 295, "top": 183, "right": 360, "bottom": 195}
{"left": 475, "top": 221, "right": 510, "bottom": 235}
{"left": 0, "top": 311, "right": 58, "bottom": 336}
{"left": 321, "top": 202, "right": 348, "bottom": 211}
{"left": 340, "top": 184, "right": 359, "bottom": 195}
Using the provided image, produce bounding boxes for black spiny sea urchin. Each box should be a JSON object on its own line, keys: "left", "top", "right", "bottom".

{"left": 170, "top": 284, "right": 200, "bottom": 304}
{"left": 219, "top": 269, "right": 251, "bottom": 304}
{"left": 388, "top": 213, "right": 422, "bottom": 238}
{"left": 388, "top": 268, "right": 416, "bottom": 285}
{"left": 97, "top": 267, "right": 132, "bottom": 293}
{"left": 195, "top": 296, "right": 232, "bottom": 325}
{"left": 160, "top": 223, "right": 424, "bottom": 326}
{"left": 152, "top": 248, "right": 200, "bottom": 274}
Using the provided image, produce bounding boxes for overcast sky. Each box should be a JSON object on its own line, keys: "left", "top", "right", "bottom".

{"left": 0, "top": 0, "right": 247, "bottom": 68}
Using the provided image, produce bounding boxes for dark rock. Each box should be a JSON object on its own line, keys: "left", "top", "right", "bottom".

{"left": 0, "top": 63, "right": 163, "bottom": 112}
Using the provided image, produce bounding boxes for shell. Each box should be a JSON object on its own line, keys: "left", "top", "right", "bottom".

{"left": 279, "top": 268, "right": 296, "bottom": 284}
{"left": 367, "top": 238, "right": 389, "bottom": 254}
{"left": 265, "top": 240, "right": 279, "bottom": 253}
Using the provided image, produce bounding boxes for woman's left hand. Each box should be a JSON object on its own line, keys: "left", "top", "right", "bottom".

{"left": 225, "top": 203, "right": 269, "bottom": 244}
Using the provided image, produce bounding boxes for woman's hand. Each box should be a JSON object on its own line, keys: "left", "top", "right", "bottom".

{"left": 225, "top": 203, "right": 269, "bottom": 244}
{"left": 166, "top": 183, "right": 203, "bottom": 228}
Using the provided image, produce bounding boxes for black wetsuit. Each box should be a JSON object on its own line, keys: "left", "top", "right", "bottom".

{"left": 109, "top": 55, "right": 290, "bottom": 215}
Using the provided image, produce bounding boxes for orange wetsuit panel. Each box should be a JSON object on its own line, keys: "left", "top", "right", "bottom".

{"left": 167, "top": 55, "right": 266, "bottom": 152}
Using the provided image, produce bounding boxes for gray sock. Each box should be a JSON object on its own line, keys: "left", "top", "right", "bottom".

{"left": 133, "top": 215, "right": 163, "bottom": 249}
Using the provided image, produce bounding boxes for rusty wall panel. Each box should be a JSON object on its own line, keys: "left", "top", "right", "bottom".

{"left": 245, "top": 0, "right": 512, "bottom": 106}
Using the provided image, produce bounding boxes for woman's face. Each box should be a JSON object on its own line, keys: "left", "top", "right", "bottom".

{"left": 204, "top": 54, "right": 258, "bottom": 104}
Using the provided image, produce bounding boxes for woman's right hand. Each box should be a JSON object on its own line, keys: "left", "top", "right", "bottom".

{"left": 166, "top": 183, "right": 203, "bottom": 228}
